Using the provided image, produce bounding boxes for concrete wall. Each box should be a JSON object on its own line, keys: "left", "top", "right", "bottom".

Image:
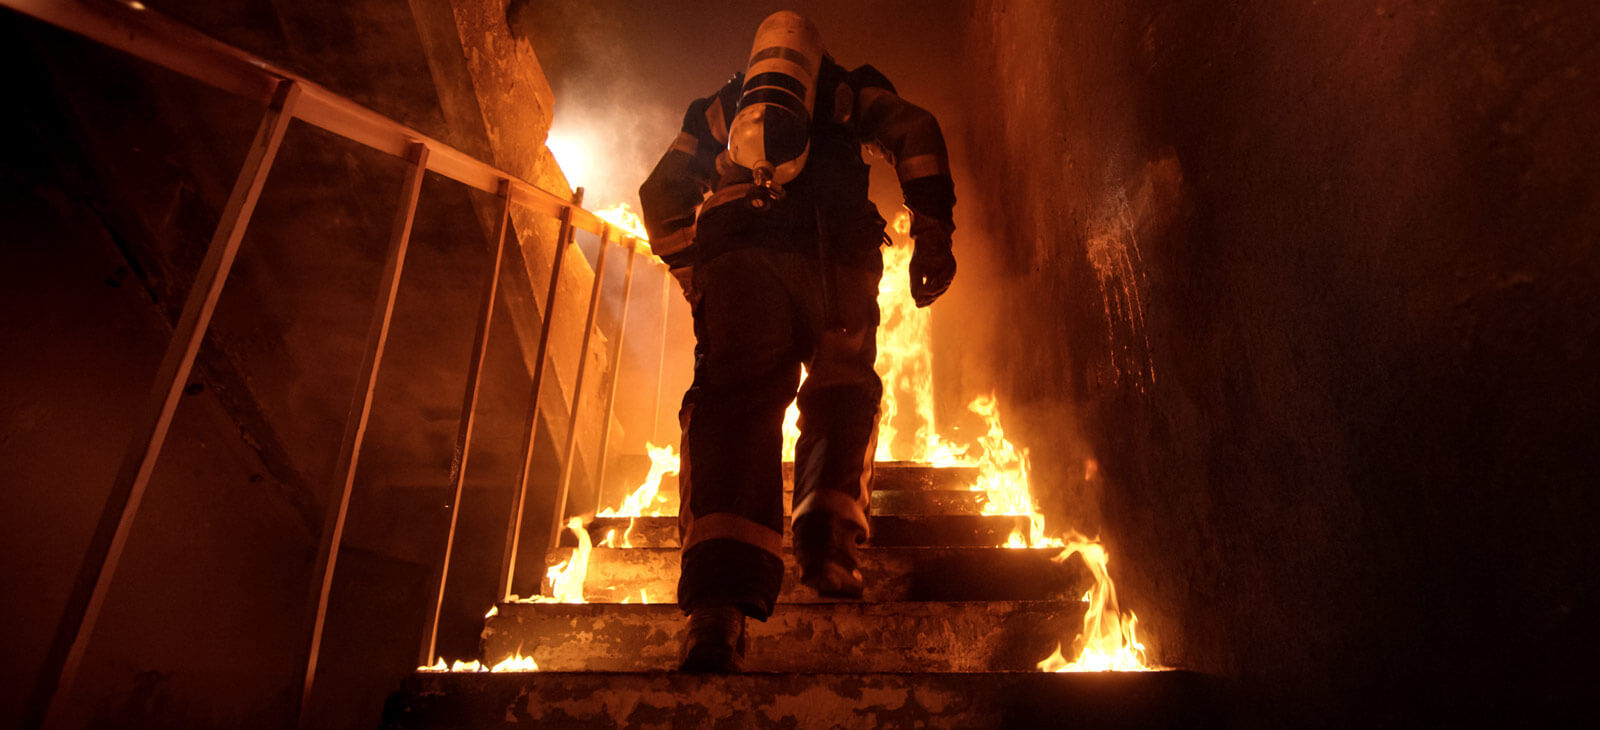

{"left": 955, "top": 0, "right": 1598, "bottom": 724}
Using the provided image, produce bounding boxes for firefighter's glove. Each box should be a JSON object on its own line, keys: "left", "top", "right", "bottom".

{"left": 670, "top": 266, "right": 701, "bottom": 309}
{"left": 909, "top": 234, "right": 956, "bottom": 308}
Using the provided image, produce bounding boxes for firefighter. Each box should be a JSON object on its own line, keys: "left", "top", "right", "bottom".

{"left": 638, "top": 11, "right": 956, "bottom": 673}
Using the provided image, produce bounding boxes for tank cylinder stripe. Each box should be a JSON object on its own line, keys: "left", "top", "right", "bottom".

{"left": 742, "top": 71, "right": 807, "bottom": 98}
{"left": 739, "top": 88, "right": 810, "bottom": 120}
{"left": 748, "top": 45, "right": 813, "bottom": 74}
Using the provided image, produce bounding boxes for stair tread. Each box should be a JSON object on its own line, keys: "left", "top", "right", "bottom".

{"left": 573, "top": 514, "right": 1031, "bottom": 548}
{"left": 545, "top": 546, "right": 1084, "bottom": 603}
{"left": 636, "top": 487, "right": 989, "bottom": 515}
{"left": 483, "top": 600, "right": 1083, "bottom": 672}
{"left": 387, "top": 670, "right": 1219, "bottom": 729}
{"left": 646, "top": 462, "right": 982, "bottom": 497}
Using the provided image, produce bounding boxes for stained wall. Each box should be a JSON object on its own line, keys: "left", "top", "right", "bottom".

{"left": 954, "top": 1, "right": 1599, "bottom": 724}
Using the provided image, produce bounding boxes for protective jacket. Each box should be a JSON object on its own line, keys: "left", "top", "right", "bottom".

{"left": 640, "top": 58, "right": 955, "bottom": 272}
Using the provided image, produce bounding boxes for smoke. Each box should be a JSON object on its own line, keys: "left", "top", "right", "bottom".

{"left": 509, "top": 0, "right": 683, "bottom": 209}
{"left": 545, "top": 98, "right": 677, "bottom": 210}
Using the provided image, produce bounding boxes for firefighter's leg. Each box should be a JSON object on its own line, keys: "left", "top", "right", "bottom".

{"left": 791, "top": 258, "right": 882, "bottom": 598}
{"left": 676, "top": 248, "right": 801, "bottom": 625}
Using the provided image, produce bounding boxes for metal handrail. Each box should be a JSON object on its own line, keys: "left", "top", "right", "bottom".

{"left": 4, "top": 1, "right": 672, "bottom": 728}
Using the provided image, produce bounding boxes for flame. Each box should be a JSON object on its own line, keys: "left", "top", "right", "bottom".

{"left": 1037, "top": 534, "right": 1154, "bottom": 672}
{"left": 781, "top": 369, "right": 805, "bottom": 462}
{"left": 873, "top": 214, "right": 947, "bottom": 462}
{"left": 868, "top": 213, "right": 1154, "bottom": 670}
{"left": 595, "top": 202, "right": 649, "bottom": 242}
{"left": 950, "top": 397, "right": 1152, "bottom": 670}
{"left": 598, "top": 442, "right": 679, "bottom": 518}
{"left": 535, "top": 517, "right": 591, "bottom": 604}
{"left": 598, "top": 442, "right": 679, "bottom": 548}
{"left": 417, "top": 652, "right": 540, "bottom": 673}
{"left": 491, "top": 653, "right": 541, "bottom": 672}
{"left": 502, "top": 516, "right": 592, "bottom": 605}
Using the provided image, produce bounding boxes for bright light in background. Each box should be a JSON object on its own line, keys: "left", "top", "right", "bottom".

{"left": 544, "top": 127, "right": 594, "bottom": 196}
{"left": 543, "top": 94, "right": 679, "bottom": 212}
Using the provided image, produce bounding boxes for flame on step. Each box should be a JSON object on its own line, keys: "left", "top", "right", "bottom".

{"left": 1037, "top": 534, "right": 1154, "bottom": 672}
{"left": 874, "top": 214, "right": 945, "bottom": 462}
{"left": 595, "top": 203, "right": 649, "bottom": 242}
{"left": 599, "top": 442, "right": 679, "bottom": 548}
{"left": 491, "top": 653, "right": 541, "bottom": 672}
{"left": 511, "top": 517, "right": 590, "bottom": 604}
{"left": 599, "top": 442, "right": 679, "bottom": 518}
{"left": 417, "top": 651, "right": 540, "bottom": 673}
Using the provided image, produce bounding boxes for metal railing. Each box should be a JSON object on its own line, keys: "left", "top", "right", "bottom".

{"left": 4, "top": 1, "right": 675, "bottom": 728}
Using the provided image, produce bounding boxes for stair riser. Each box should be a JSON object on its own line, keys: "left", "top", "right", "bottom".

{"left": 649, "top": 463, "right": 981, "bottom": 495}
{"left": 545, "top": 548, "right": 1084, "bottom": 603}
{"left": 386, "top": 672, "right": 1220, "bottom": 730}
{"left": 482, "top": 602, "right": 1079, "bottom": 672}
{"left": 573, "top": 515, "right": 1030, "bottom": 548}
{"left": 631, "top": 488, "right": 987, "bottom": 516}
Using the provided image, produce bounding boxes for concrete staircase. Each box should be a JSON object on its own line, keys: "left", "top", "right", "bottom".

{"left": 382, "top": 462, "right": 1218, "bottom": 728}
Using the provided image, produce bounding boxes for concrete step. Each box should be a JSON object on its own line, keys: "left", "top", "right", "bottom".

{"left": 872, "top": 487, "right": 986, "bottom": 514}
{"left": 546, "top": 547, "right": 1083, "bottom": 604}
{"left": 385, "top": 670, "right": 1221, "bottom": 729}
{"left": 635, "top": 487, "right": 988, "bottom": 516}
{"left": 641, "top": 461, "right": 981, "bottom": 499}
{"left": 572, "top": 514, "right": 1031, "bottom": 548}
{"left": 481, "top": 601, "right": 1079, "bottom": 672}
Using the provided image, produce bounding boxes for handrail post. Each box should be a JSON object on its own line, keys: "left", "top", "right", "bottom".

{"left": 548, "top": 225, "right": 615, "bottom": 552}
{"left": 590, "top": 237, "right": 640, "bottom": 516}
{"left": 25, "top": 79, "right": 300, "bottom": 730}
{"left": 418, "top": 178, "right": 512, "bottom": 668}
{"left": 499, "top": 188, "right": 582, "bottom": 600}
{"left": 297, "top": 141, "right": 430, "bottom": 729}
{"left": 651, "top": 268, "right": 672, "bottom": 445}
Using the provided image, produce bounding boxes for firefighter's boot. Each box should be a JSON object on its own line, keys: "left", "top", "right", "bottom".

{"left": 678, "top": 604, "right": 747, "bottom": 673}
{"left": 793, "top": 512, "right": 866, "bottom": 599}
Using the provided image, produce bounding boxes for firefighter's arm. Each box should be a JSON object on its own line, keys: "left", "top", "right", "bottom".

{"left": 850, "top": 66, "right": 957, "bottom": 307}
{"left": 638, "top": 95, "right": 723, "bottom": 272}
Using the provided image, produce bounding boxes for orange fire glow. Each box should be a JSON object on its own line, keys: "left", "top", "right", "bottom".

{"left": 1037, "top": 534, "right": 1152, "bottom": 671}
{"left": 875, "top": 211, "right": 1155, "bottom": 671}
{"left": 598, "top": 442, "right": 680, "bottom": 548}
{"left": 417, "top": 651, "right": 541, "bottom": 673}
{"left": 598, "top": 442, "right": 679, "bottom": 519}
{"left": 504, "top": 517, "right": 592, "bottom": 605}
{"left": 595, "top": 203, "right": 650, "bottom": 242}
{"left": 479, "top": 204, "right": 1156, "bottom": 673}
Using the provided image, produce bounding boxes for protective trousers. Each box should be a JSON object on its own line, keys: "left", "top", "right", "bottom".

{"left": 677, "top": 247, "right": 882, "bottom": 620}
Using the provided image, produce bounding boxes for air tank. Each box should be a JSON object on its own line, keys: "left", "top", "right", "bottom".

{"left": 727, "top": 11, "right": 824, "bottom": 195}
